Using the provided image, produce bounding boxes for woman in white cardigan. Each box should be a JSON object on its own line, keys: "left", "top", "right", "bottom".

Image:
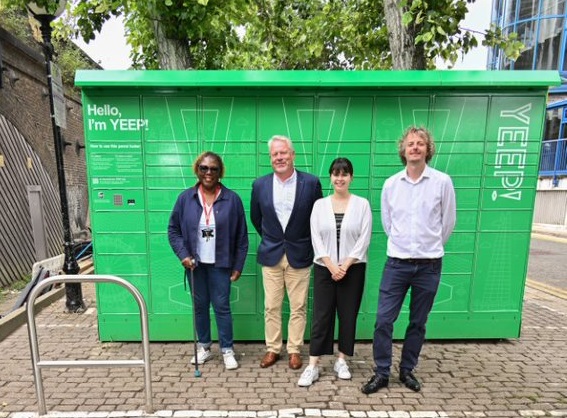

{"left": 298, "top": 157, "right": 372, "bottom": 387}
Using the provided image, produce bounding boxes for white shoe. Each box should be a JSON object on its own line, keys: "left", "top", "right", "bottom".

{"left": 298, "top": 365, "right": 319, "bottom": 387}
{"left": 334, "top": 358, "right": 351, "bottom": 380}
{"left": 190, "top": 346, "right": 212, "bottom": 365}
{"left": 223, "top": 349, "right": 239, "bottom": 370}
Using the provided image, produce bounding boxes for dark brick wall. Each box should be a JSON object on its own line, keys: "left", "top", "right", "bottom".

{"left": 0, "top": 26, "right": 89, "bottom": 235}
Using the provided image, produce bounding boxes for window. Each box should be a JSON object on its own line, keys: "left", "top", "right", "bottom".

{"left": 540, "top": 0, "right": 565, "bottom": 17}
{"left": 541, "top": 107, "right": 561, "bottom": 172}
{"left": 505, "top": 0, "right": 519, "bottom": 26}
{"left": 536, "top": 17, "right": 563, "bottom": 69}
{"left": 519, "top": 0, "right": 539, "bottom": 21}
{"left": 514, "top": 20, "right": 538, "bottom": 69}
{"left": 544, "top": 108, "right": 561, "bottom": 140}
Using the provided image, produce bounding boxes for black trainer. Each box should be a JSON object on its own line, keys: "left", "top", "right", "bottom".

{"left": 360, "top": 375, "right": 389, "bottom": 394}
{"left": 399, "top": 370, "right": 421, "bottom": 392}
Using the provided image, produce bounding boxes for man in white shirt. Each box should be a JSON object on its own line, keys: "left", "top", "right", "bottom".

{"left": 361, "top": 126, "right": 456, "bottom": 394}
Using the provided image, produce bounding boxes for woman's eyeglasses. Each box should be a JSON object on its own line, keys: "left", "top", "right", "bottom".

{"left": 198, "top": 165, "right": 220, "bottom": 174}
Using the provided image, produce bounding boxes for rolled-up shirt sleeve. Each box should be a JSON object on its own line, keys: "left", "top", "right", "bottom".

{"left": 441, "top": 176, "right": 457, "bottom": 245}
{"left": 381, "top": 180, "right": 392, "bottom": 237}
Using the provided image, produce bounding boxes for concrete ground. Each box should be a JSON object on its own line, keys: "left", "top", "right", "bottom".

{"left": 0, "top": 233, "right": 566, "bottom": 418}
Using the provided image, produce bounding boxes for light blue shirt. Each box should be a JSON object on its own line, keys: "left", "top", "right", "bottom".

{"left": 381, "top": 165, "right": 456, "bottom": 259}
{"left": 273, "top": 170, "right": 297, "bottom": 231}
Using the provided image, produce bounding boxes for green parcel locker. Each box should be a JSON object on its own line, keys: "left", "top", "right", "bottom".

{"left": 75, "top": 70, "right": 560, "bottom": 341}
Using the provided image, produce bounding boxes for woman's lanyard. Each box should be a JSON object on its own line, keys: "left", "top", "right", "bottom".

{"left": 199, "top": 185, "right": 221, "bottom": 226}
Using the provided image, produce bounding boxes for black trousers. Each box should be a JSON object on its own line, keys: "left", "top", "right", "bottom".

{"left": 309, "top": 263, "right": 366, "bottom": 356}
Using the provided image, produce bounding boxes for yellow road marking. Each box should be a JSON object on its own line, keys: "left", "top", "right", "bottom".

{"left": 531, "top": 233, "right": 567, "bottom": 244}
{"left": 526, "top": 278, "right": 567, "bottom": 300}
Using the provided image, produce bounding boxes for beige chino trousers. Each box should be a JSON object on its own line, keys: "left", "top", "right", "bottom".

{"left": 262, "top": 254, "right": 311, "bottom": 354}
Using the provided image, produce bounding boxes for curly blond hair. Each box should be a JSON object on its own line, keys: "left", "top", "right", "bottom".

{"left": 397, "top": 126, "right": 436, "bottom": 165}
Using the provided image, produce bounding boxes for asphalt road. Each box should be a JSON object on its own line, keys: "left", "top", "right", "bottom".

{"left": 527, "top": 234, "right": 567, "bottom": 292}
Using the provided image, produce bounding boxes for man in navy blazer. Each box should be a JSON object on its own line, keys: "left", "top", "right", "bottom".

{"left": 251, "top": 135, "right": 322, "bottom": 370}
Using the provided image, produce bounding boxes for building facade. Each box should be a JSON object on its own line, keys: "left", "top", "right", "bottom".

{"left": 491, "top": 0, "right": 567, "bottom": 227}
{"left": 489, "top": 0, "right": 566, "bottom": 72}
{"left": 0, "top": 26, "right": 89, "bottom": 288}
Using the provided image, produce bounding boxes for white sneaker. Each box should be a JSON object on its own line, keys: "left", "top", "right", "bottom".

{"left": 223, "top": 349, "right": 239, "bottom": 370}
{"left": 334, "top": 358, "right": 351, "bottom": 380}
{"left": 298, "top": 365, "right": 319, "bottom": 387}
{"left": 190, "top": 346, "right": 212, "bottom": 365}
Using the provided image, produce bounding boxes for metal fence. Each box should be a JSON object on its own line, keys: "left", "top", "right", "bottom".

{"left": 539, "top": 138, "right": 567, "bottom": 185}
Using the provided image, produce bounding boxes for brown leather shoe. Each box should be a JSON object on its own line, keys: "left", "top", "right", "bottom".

{"left": 288, "top": 353, "right": 302, "bottom": 370}
{"left": 260, "top": 351, "right": 280, "bottom": 368}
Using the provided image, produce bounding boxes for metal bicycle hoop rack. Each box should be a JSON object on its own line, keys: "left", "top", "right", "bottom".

{"left": 26, "top": 274, "right": 153, "bottom": 415}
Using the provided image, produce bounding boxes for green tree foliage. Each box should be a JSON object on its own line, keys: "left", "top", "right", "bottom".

{"left": 67, "top": 0, "right": 250, "bottom": 69}
{"left": 224, "top": 1, "right": 391, "bottom": 70}
{"left": 2, "top": 0, "right": 524, "bottom": 71}
{"left": 0, "top": 2, "right": 99, "bottom": 87}
{"left": 338, "top": 0, "right": 392, "bottom": 69}
{"left": 0, "top": 3, "right": 36, "bottom": 42}
{"left": 394, "top": 0, "right": 523, "bottom": 69}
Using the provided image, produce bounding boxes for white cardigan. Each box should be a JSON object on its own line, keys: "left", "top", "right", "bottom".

{"left": 310, "top": 194, "right": 372, "bottom": 266}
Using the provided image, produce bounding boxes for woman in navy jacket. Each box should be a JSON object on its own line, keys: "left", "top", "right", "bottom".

{"left": 168, "top": 151, "right": 248, "bottom": 370}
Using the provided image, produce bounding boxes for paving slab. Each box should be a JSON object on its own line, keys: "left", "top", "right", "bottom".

{"left": 0, "top": 281, "right": 566, "bottom": 418}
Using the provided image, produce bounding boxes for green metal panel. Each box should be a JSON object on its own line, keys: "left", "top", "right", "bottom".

{"left": 97, "top": 275, "right": 149, "bottom": 314}
{"left": 75, "top": 70, "right": 559, "bottom": 88}
{"left": 143, "top": 96, "right": 198, "bottom": 141}
{"left": 76, "top": 70, "right": 559, "bottom": 341}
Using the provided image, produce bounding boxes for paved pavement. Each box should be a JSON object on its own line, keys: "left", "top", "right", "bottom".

{"left": 1, "top": 237, "right": 567, "bottom": 418}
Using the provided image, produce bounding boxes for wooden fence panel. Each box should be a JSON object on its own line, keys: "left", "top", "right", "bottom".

{"left": 0, "top": 114, "right": 62, "bottom": 287}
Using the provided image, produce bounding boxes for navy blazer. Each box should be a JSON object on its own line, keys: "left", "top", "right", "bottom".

{"left": 250, "top": 170, "right": 322, "bottom": 268}
{"left": 168, "top": 184, "right": 249, "bottom": 273}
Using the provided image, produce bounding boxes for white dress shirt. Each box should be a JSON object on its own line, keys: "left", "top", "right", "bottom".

{"left": 381, "top": 165, "right": 456, "bottom": 259}
{"left": 310, "top": 194, "right": 372, "bottom": 266}
{"left": 273, "top": 170, "right": 297, "bottom": 231}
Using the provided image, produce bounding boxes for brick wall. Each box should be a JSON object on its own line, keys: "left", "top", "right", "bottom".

{"left": 0, "top": 25, "right": 89, "bottom": 236}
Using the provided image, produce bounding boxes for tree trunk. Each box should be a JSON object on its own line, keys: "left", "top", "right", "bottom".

{"left": 383, "top": 0, "right": 426, "bottom": 70}
{"left": 152, "top": 17, "right": 193, "bottom": 69}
